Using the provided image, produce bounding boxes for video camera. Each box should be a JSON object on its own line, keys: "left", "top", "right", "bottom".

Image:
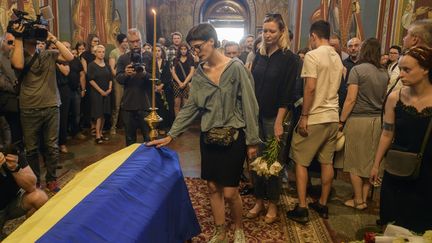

{"left": 7, "top": 9, "right": 48, "bottom": 41}
{"left": 130, "top": 48, "right": 145, "bottom": 73}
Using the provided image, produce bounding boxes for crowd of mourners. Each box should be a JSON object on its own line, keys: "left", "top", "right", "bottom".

{"left": 0, "top": 11, "right": 431, "bottom": 242}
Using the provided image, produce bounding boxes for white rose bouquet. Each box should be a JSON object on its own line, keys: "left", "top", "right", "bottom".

{"left": 250, "top": 137, "right": 283, "bottom": 178}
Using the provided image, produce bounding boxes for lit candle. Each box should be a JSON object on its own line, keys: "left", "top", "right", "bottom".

{"left": 151, "top": 9, "right": 157, "bottom": 110}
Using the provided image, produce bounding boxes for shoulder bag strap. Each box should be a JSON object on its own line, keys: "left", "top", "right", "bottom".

{"left": 16, "top": 51, "right": 39, "bottom": 93}
{"left": 178, "top": 60, "right": 187, "bottom": 80}
{"left": 418, "top": 118, "right": 432, "bottom": 159}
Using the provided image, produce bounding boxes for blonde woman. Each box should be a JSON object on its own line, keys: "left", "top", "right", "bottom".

{"left": 248, "top": 13, "right": 300, "bottom": 224}
{"left": 88, "top": 45, "right": 112, "bottom": 144}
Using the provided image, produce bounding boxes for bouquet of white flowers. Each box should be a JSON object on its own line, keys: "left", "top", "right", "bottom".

{"left": 249, "top": 137, "right": 283, "bottom": 178}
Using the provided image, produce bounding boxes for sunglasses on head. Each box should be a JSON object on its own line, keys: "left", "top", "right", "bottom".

{"left": 265, "top": 13, "right": 282, "bottom": 18}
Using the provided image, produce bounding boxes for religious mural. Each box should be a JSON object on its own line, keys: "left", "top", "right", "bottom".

{"left": 0, "top": 0, "right": 37, "bottom": 35}
{"left": 255, "top": 0, "right": 289, "bottom": 27}
{"left": 310, "top": 0, "right": 364, "bottom": 47}
{"left": 396, "top": 0, "right": 431, "bottom": 43}
{"left": 72, "top": 0, "right": 122, "bottom": 45}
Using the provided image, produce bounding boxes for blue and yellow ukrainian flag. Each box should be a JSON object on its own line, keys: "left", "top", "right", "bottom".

{"left": 4, "top": 144, "right": 201, "bottom": 243}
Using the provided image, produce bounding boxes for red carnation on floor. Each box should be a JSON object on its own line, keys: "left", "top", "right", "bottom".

{"left": 364, "top": 232, "right": 376, "bottom": 243}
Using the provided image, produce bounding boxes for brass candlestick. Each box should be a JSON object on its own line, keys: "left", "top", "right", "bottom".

{"left": 145, "top": 106, "right": 163, "bottom": 141}
{"left": 145, "top": 9, "right": 163, "bottom": 141}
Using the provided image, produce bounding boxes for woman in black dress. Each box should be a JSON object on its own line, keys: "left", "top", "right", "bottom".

{"left": 81, "top": 34, "right": 99, "bottom": 73}
{"left": 370, "top": 46, "right": 432, "bottom": 232}
{"left": 171, "top": 43, "right": 195, "bottom": 116}
{"left": 88, "top": 45, "right": 113, "bottom": 144}
{"left": 80, "top": 34, "right": 99, "bottom": 132}
{"left": 155, "top": 44, "right": 174, "bottom": 132}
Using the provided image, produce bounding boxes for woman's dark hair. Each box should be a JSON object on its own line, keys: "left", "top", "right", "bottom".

{"left": 156, "top": 44, "right": 166, "bottom": 60}
{"left": 389, "top": 45, "right": 402, "bottom": 54}
{"left": 358, "top": 38, "right": 382, "bottom": 69}
{"left": 174, "top": 42, "right": 193, "bottom": 66}
{"left": 186, "top": 23, "right": 219, "bottom": 48}
{"left": 116, "top": 33, "right": 127, "bottom": 44}
{"left": 86, "top": 33, "right": 99, "bottom": 51}
{"left": 403, "top": 46, "right": 432, "bottom": 82}
{"left": 75, "top": 41, "right": 86, "bottom": 51}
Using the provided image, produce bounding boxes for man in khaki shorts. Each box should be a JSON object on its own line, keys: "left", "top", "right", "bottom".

{"left": 287, "top": 20, "right": 343, "bottom": 224}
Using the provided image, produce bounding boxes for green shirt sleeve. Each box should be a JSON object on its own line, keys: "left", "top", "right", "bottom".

{"left": 237, "top": 64, "right": 261, "bottom": 145}
{"left": 168, "top": 82, "right": 200, "bottom": 138}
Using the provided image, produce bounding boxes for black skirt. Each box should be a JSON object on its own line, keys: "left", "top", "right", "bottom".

{"left": 200, "top": 129, "right": 246, "bottom": 187}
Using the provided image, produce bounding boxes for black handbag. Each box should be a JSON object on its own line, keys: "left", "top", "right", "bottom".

{"left": 203, "top": 127, "right": 238, "bottom": 147}
{"left": 385, "top": 118, "right": 432, "bottom": 180}
{"left": 0, "top": 91, "right": 19, "bottom": 113}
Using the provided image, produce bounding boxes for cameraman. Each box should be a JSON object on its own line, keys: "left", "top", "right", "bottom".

{"left": 0, "top": 150, "right": 48, "bottom": 239}
{"left": 12, "top": 24, "right": 73, "bottom": 192}
{"left": 116, "top": 28, "right": 152, "bottom": 145}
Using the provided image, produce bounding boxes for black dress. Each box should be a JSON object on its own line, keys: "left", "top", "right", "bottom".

{"left": 380, "top": 92, "right": 432, "bottom": 232}
{"left": 88, "top": 62, "right": 112, "bottom": 119}
{"left": 156, "top": 60, "right": 175, "bottom": 130}
{"left": 172, "top": 56, "right": 194, "bottom": 98}
{"left": 200, "top": 130, "right": 246, "bottom": 187}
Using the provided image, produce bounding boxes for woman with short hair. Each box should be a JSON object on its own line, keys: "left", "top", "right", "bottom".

{"left": 148, "top": 23, "right": 260, "bottom": 243}
{"left": 88, "top": 45, "right": 112, "bottom": 144}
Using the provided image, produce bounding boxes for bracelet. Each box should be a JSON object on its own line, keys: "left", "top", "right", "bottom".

{"left": 7, "top": 165, "right": 20, "bottom": 173}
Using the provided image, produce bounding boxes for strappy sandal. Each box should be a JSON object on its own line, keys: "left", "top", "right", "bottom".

{"left": 344, "top": 199, "right": 367, "bottom": 210}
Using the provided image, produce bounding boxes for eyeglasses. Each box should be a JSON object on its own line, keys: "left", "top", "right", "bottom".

{"left": 190, "top": 41, "right": 207, "bottom": 53}
{"left": 6, "top": 40, "right": 14, "bottom": 46}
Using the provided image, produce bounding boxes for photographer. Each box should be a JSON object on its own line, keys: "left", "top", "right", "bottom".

{"left": 116, "top": 28, "right": 152, "bottom": 146}
{"left": 11, "top": 22, "right": 73, "bottom": 192}
{"left": 0, "top": 150, "right": 48, "bottom": 239}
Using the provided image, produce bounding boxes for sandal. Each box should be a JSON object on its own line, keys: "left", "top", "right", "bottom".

{"left": 246, "top": 205, "right": 264, "bottom": 219}
{"left": 344, "top": 199, "right": 367, "bottom": 210}
{"left": 95, "top": 138, "right": 103, "bottom": 144}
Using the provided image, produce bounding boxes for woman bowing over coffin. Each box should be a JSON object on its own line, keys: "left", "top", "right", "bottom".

{"left": 147, "top": 23, "right": 260, "bottom": 243}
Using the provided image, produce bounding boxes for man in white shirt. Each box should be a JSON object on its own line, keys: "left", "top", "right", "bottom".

{"left": 287, "top": 20, "right": 343, "bottom": 224}
{"left": 387, "top": 45, "right": 402, "bottom": 91}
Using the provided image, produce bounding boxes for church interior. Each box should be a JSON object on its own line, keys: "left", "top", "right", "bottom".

{"left": 0, "top": 0, "right": 431, "bottom": 242}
